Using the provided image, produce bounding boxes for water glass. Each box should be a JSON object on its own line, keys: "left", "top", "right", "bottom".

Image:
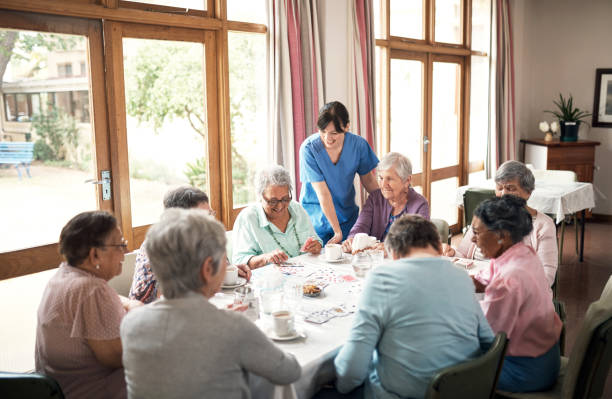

{"left": 368, "top": 249, "right": 385, "bottom": 267}
{"left": 351, "top": 252, "right": 372, "bottom": 278}
{"left": 283, "top": 276, "right": 303, "bottom": 310}
{"left": 259, "top": 289, "right": 283, "bottom": 316}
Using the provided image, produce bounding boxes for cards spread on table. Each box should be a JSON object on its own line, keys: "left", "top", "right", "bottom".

{"left": 304, "top": 305, "right": 356, "bottom": 324}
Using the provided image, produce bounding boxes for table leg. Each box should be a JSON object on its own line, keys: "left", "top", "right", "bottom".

{"left": 580, "top": 210, "right": 586, "bottom": 262}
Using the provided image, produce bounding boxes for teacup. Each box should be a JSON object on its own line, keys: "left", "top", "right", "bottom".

{"left": 352, "top": 233, "right": 377, "bottom": 251}
{"left": 223, "top": 265, "right": 238, "bottom": 285}
{"left": 272, "top": 310, "right": 295, "bottom": 336}
{"left": 325, "top": 243, "right": 343, "bottom": 261}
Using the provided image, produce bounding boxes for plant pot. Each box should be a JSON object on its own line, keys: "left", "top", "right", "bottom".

{"left": 560, "top": 121, "right": 579, "bottom": 142}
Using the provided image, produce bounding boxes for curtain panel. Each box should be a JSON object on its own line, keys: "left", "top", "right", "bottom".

{"left": 494, "top": 0, "right": 517, "bottom": 166}
{"left": 269, "top": 0, "right": 324, "bottom": 197}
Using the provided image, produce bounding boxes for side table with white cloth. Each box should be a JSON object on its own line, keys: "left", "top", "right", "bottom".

{"left": 456, "top": 180, "right": 596, "bottom": 261}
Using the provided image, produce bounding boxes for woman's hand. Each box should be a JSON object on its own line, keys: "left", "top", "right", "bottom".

{"left": 341, "top": 238, "right": 353, "bottom": 253}
{"left": 265, "top": 249, "right": 289, "bottom": 265}
{"left": 301, "top": 236, "right": 322, "bottom": 255}
{"left": 236, "top": 264, "right": 252, "bottom": 281}
{"left": 442, "top": 243, "right": 455, "bottom": 257}
{"left": 119, "top": 295, "right": 144, "bottom": 312}
{"left": 328, "top": 231, "right": 343, "bottom": 245}
{"left": 471, "top": 275, "right": 486, "bottom": 293}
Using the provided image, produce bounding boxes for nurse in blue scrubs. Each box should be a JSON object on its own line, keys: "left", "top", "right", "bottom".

{"left": 299, "top": 101, "right": 379, "bottom": 244}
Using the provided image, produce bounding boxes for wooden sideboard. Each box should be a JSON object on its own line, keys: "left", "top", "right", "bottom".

{"left": 520, "top": 138, "right": 600, "bottom": 183}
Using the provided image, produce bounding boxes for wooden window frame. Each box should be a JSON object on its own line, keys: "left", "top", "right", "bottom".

{"left": 0, "top": 1, "right": 268, "bottom": 280}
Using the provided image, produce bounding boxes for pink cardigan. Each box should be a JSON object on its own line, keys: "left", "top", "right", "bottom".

{"left": 476, "top": 243, "right": 562, "bottom": 357}
{"left": 455, "top": 210, "right": 558, "bottom": 286}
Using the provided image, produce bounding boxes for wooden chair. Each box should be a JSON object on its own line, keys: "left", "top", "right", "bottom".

{"left": 425, "top": 332, "right": 508, "bottom": 399}
{"left": 463, "top": 188, "right": 496, "bottom": 231}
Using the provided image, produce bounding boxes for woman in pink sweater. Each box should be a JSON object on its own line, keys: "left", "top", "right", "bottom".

{"left": 444, "top": 160, "right": 558, "bottom": 286}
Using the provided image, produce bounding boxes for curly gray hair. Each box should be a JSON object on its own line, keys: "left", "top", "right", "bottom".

{"left": 144, "top": 208, "right": 226, "bottom": 299}
{"left": 255, "top": 165, "right": 293, "bottom": 198}
{"left": 377, "top": 152, "right": 413, "bottom": 182}
{"left": 494, "top": 161, "right": 535, "bottom": 194}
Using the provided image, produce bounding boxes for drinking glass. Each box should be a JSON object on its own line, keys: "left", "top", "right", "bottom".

{"left": 368, "top": 249, "right": 385, "bottom": 267}
{"left": 283, "top": 276, "right": 303, "bottom": 311}
{"left": 259, "top": 288, "right": 283, "bottom": 316}
{"left": 351, "top": 252, "right": 372, "bottom": 278}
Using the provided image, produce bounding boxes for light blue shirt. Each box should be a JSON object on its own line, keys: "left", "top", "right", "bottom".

{"left": 299, "top": 132, "right": 379, "bottom": 243}
{"left": 334, "top": 257, "right": 494, "bottom": 398}
{"left": 232, "top": 201, "right": 321, "bottom": 265}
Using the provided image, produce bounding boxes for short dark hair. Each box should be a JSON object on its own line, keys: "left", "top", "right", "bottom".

{"left": 384, "top": 214, "right": 441, "bottom": 257}
{"left": 473, "top": 195, "right": 533, "bottom": 243}
{"left": 59, "top": 211, "right": 118, "bottom": 266}
{"left": 163, "top": 186, "right": 209, "bottom": 209}
{"left": 317, "top": 101, "right": 350, "bottom": 133}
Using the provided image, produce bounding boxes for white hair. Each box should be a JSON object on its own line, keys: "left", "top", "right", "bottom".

{"left": 255, "top": 165, "right": 293, "bottom": 198}
{"left": 144, "top": 208, "right": 226, "bottom": 299}
{"left": 377, "top": 152, "right": 413, "bottom": 182}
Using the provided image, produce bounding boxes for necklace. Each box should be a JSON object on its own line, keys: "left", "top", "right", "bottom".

{"left": 266, "top": 223, "right": 301, "bottom": 255}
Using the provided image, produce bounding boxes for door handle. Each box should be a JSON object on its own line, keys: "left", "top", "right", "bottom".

{"left": 85, "top": 170, "right": 111, "bottom": 200}
{"left": 423, "top": 137, "right": 430, "bottom": 153}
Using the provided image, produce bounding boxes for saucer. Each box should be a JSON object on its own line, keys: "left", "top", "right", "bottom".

{"left": 221, "top": 277, "right": 247, "bottom": 289}
{"left": 320, "top": 254, "right": 345, "bottom": 263}
{"left": 265, "top": 327, "right": 306, "bottom": 341}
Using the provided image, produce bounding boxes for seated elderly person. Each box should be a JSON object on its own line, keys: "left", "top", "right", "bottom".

{"left": 471, "top": 196, "right": 562, "bottom": 392}
{"left": 121, "top": 208, "right": 301, "bottom": 398}
{"left": 36, "top": 211, "right": 141, "bottom": 399}
{"left": 342, "top": 152, "right": 429, "bottom": 253}
{"left": 129, "top": 185, "right": 250, "bottom": 303}
{"left": 233, "top": 165, "right": 322, "bottom": 268}
{"left": 444, "top": 160, "right": 558, "bottom": 286}
{"left": 334, "top": 215, "right": 494, "bottom": 398}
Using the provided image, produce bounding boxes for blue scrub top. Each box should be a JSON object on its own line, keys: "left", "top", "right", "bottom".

{"left": 299, "top": 132, "right": 379, "bottom": 243}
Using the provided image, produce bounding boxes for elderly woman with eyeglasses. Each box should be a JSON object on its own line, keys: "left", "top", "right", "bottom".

{"left": 444, "top": 160, "right": 558, "bottom": 286}
{"left": 121, "top": 209, "right": 301, "bottom": 398}
{"left": 129, "top": 185, "right": 251, "bottom": 303}
{"left": 233, "top": 165, "right": 322, "bottom": 268}
{"left": 342, "top": 152, "right": 429, "bottom": 253}
{"left": 35, "top": 211, "right": 141, "bottom": 399}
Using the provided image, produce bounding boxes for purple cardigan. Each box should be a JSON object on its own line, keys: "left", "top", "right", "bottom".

{"left": 348, "top": 188, "right": 430, "bottom": 240}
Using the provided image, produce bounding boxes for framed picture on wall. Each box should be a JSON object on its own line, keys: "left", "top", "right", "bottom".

{"left": 593, "top": 68, "right": 612, "bottom": 127}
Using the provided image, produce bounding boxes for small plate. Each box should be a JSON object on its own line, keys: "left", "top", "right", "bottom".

{"left": 221, "top": 277, "right": 247, "bottom": 289}
{"left": 265, "top": 327, "right": 306, "bottom": 341}
{"left": 319, "top": 254, "right": 345, "bottom": 263}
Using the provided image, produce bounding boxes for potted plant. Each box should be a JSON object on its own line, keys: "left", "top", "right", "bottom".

{"left": 545, "top": 93, "right": 591, "bottom": 142}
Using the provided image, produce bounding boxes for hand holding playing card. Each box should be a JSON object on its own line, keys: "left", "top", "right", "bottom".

{"left": 300, "top": 236, "right": 322, "bottom": 255}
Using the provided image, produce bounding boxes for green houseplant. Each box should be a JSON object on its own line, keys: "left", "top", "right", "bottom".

{"left": 545, "top": 93, "right": 591, "bottom": 142}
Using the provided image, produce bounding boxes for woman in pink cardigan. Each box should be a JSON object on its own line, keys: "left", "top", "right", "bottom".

{"left": 471, "top": 195, "right": 562, "bottom": 392}
{"left": 444, "top": 160, "right": 558, "bottom": 286}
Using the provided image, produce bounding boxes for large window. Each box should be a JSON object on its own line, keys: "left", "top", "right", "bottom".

{"left": 375, "top": 0, "right": 492, "bottom": 230}
{"left": 0, "top": 2, "right": 269, "bottom": 279}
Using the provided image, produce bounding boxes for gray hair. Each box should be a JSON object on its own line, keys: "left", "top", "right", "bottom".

{"left": 163, "top": 186, "right": 209, "bottom": 209}
{"left": 144, "top": 208, "right": 226, "bottom": 299}
{"left": 494, "top": 161, "right": 535, "bottom": 194}
{"left": 255, "top": 165, "right": 293, "bottom": 198}
{"left": 384, "top": 214, "right": 441, "bottom": 257}
{"left": 377, "top": 152, "right": 412, "bottom": 182}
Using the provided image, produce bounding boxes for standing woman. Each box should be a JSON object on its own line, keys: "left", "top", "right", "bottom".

{"left": 299, "top": 101, "right": 379, "bottom": 244}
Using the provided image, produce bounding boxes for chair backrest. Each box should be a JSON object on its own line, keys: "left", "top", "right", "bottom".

{"left": 425, "top": 332, "right": 508, "bottom": 399}
{"left": 0, "top": 372, "right": 64, "bottom": 399}
{"left": 430, "top": 218, "right": 450, "bottom": 244}
{"left": 562, "top": 275, "right": 612, "bottom": 398}
{"left": 531, "top": 169, "right": 577, "bottom": 184}
{"left": 108, "top": 250, "right": 137, "bottom": 297}
{"left": 463, "top": 188, "right": 496, "bottom": 229}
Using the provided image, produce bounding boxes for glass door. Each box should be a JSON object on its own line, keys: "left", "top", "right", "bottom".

{"left": 0, "top": 12, "right": 110, "bottom": 278}
{"left": 103, "top": 22, "right": 219, "bottom": 247}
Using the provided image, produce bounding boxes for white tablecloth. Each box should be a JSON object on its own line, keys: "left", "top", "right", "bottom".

{"left": 213, "top": 253, "right": 363, "bottom": 399}
{"left": 455, "top": 181, "right": 595, "bottom": 223}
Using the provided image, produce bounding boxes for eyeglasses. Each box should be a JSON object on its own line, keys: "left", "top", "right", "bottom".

{"left": 262, "top": 195, "right": 292, "bottom": 207}
{"left": 100, "top": 238, "right": 128, "bottom": 251}
{"left": 203, "top": 209, "right": 217, "bottom": 217}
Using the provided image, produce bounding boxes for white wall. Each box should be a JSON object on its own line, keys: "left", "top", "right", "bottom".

{"left": 317, "top": 0, "right": 350, "bottom": 104}
{"left": 512, "top": 0, "right": 612, "bottom": 215}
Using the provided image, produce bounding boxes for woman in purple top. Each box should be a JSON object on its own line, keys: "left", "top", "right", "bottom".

{"left": 342, "top": 152, "right": 429, "bottom": 253}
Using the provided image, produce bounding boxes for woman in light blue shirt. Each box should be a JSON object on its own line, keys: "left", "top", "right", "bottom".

{"left": 299, "top": 101, "right": 379, "bottom": 245}
{"left": 334, "top": 215, "right": 494, "bottom": 398}
{"left": 233, "top": 165, "right": 322, "bottom": 268}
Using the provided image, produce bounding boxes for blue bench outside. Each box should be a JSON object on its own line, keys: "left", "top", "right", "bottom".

{"left": 0, "top": 142, "right": 34, "bottom": 179}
